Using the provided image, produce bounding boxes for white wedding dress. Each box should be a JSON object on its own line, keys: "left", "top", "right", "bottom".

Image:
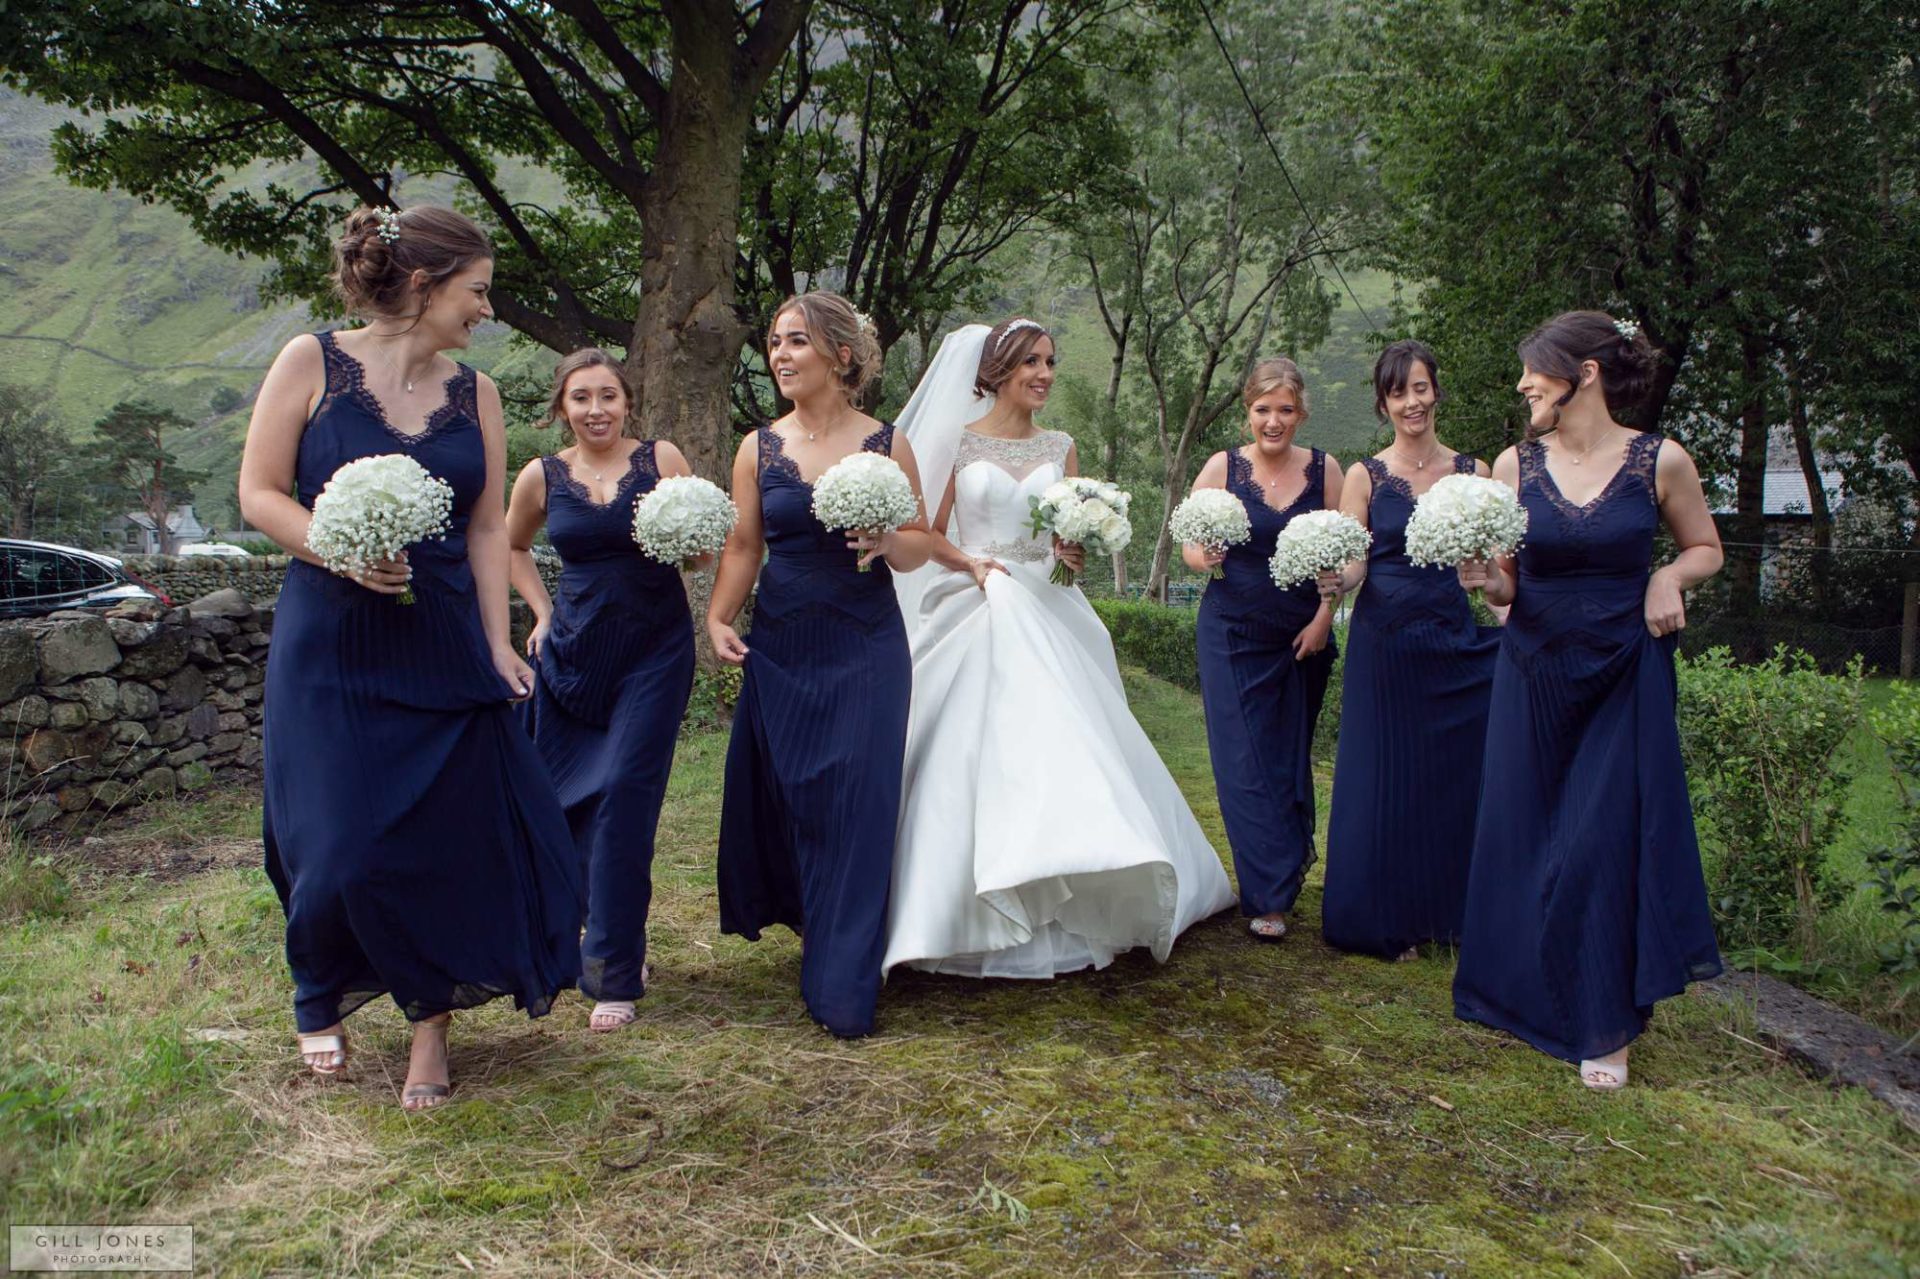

{"left": 883, "top": 424, "right": 1237, "bottom": 978}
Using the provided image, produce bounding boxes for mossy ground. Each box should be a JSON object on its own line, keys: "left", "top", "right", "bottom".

{"left": 2, "top": 671, "right": 1915, "bottom": 1276}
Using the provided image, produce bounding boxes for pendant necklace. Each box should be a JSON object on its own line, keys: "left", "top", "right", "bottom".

{"left": 372, "top": 336, "right": 420, "bottom": 394}
{"left": 1393, "top": 442, "right": 1443, "bottom": 471}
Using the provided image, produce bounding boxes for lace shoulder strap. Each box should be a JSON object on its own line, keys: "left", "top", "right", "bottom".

{"left": 861, "top": 421, "right": 897, "bottom": 455}
{"left": 1304, "top": 447, "right": 1327, "bottom": 502}
{"left": 451, "top": 363, "right": 480, "bottom": 422}
{"left": 1045, "top": 429, "right": 1074, "bottom": 466}
{"left": 314, "top": 330, "right": 345, "bottom": 397}
{"left": 636, "top": 439, "right": 661, "bottom": 485}
{"left": 1452, "top": 451, "right": 1478, "bottom": 475}
{"left": 1624, "top": 431, "right": 1662, "bottom": 500}
{"left": 1361, "top": 456, "right": 1390, "bottom": 485}
{"left": 1225, "top": 448, "right": 1254, "bottom": 498}
{"left": 1517, "top": 438, "right": 1548, "bottom": 494}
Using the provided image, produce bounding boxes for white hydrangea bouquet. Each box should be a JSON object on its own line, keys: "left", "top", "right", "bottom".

{"left": 1403, "top": 474, "right": 1528, "bottom": 569}
{"left": 1168, "top": 488, "right": 1252, "bottom": 580}
{"left": 1027, "top": 476, "right": 1132, "bottom": 587}
{"left": 632, "top": 475, "right": 738, "bottom": 568}
{"left": 1267, "top": 509, "right": 1371, "bottom": 590}
{"left": 305, "top": 453, "right": 454, "bottom": 605}
{"left": 811, "top": 451, "right": 919, "bottom": 572}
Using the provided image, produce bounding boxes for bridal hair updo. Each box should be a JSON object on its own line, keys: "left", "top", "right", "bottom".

{"left": 769, "top": 291, "right": 882, "bottom": 403}
{"left": 974, "top": 318, "right": 1052, "bottom": 398}
{"left": 1373, "top": 339, "right": 1443, "bottom": 419}
{"left": 1516, "top": 310, "right": 1660, "bottom": 435}
{"left": 1242, "top": 356, "right": 1310, "bottom": 414}
{"left": 331, "top": 204, "right": 494, "bottom": 318}
{"left": 541, "top": 348, "right": 636, "bottom": 442}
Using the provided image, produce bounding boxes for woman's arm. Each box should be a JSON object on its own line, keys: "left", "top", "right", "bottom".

{"left": 706, "top": 435, "right": 765, "bottom": 665}
{"left": 1179, "top": 452, "right": 1231, "bottom": 574}
{"left": 504, "top": 459, "right": 552, "bottom": 657}
{"left": 1647, "top": 439, "right": 1724, "bottom": 637}
{"left": 237, "top": 334, "right": 410, "bottom": 595}
{"left": 860, "top": 430, "right": 932, "bottom": 572}
{"left": 1458, "top": 447, "right": 1520, "bottom": 607}
{"left": 1318, "top": 459, "right": 1371, "bottom": 601}
{"left": 468, "top": 374, "right": 533, "bottom": 697}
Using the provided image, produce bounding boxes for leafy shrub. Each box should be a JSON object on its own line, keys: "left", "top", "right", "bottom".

{"left": 685, "top": 662, "right": 743, "bottom": 734}
{"left": 1677, "top": 647, "right": 1864, "bottom": 954}
{"left": 1090, "top": 599, "right": 1199, "bottom": 691}
{"left": 1864, "top": 684, "right": 1920, "bottom": 979}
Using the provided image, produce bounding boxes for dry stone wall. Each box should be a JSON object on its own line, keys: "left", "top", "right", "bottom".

{"left": 1, "top": 590, "right": 269, "bottom": 831}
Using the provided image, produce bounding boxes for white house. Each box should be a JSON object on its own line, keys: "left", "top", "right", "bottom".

{"left": 103, "top": 504, "right": 213, "bottom": 555}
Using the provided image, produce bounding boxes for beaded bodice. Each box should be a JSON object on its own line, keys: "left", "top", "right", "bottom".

{"left": 947, "top": 428, "right": 1074, "bottom": 564}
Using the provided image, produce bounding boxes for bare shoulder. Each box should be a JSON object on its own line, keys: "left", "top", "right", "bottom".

{"left": 1193, "top": 450, "right": 1231, "bottom": 488}
{"left": 654, "top": 439, "right": 692, "bottom": 476}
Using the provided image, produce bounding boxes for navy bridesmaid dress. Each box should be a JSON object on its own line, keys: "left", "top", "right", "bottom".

{"left": 263, "top": 331, "right": 582, "bottom": 1033}
{"left": 1323, "top": 454, "right": 1499, "bottom": 957}
{"left": 523, "top": 442, "right": 694, "bottom": 1003}
{"left": 718, "top": 424, "right": 912, "bottom": 1037}
{"left": 1454, "top": 432, "right": 1722, "bottom": 1062}
{"left": 1196, "top": 446, "right": 1337, "bottom": 918}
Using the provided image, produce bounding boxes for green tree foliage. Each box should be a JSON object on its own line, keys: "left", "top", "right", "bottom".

{"left": 1358, "top": 0, "right": 1916, "bottom": 614}
{"left": 1064, "top": 0, "right": 1371, "bottom": 598}
{"left": 0, "top": 382, "right": 111, "bottom": 545}
{"left": 1864, "top": 686, "right": 1920, "bottom": 981}
{"left": 91, "top": 400, "right": 208, "bottom": 555}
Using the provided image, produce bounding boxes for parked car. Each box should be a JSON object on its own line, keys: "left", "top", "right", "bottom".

{"left": 177, "top": 541, "right": 252, "bottom": 560}
{"left": 0, "top": 540, "right": 171, "bottom": 618}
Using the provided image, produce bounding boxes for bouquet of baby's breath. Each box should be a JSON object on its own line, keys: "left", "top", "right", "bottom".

{"left": 811, "top": 452, "right": 919, "bottom": 572}
{"left": 1404, "top": 474, "right": 1528, "bottom": 568}
{"left": 305, "top": 454, "right": 454, "bottom": 604}
{"left": 632, "top": 475, "right": 737, "bottom": 567}
{"left": 1267, "top": 509, "right": 1371, "bottom": 590}
{"left": 1027, "top": 477, "right": 1132, "bottom": 587}
{"left": 1169, "top": 488, "right": 1251, "bottom": 580}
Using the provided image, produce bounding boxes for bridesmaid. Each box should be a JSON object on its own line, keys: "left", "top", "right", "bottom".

{"left": 1455, "top": 311, "right": 1724, "bottom": 1090}
{"left": 506, "top": 349, "right": 699, "bottom": 1032}
{"left": 1183, "top": 358, "right": 1342, "bottom": 941}
{"left": 1317, "top": 341, "right": 1500, "bottom": 960}
{"left": 240, "top": 205, "right": 581, "bottom": 1110}
{"left": 708, "top": 291, "right": 932, "bottom": 1038}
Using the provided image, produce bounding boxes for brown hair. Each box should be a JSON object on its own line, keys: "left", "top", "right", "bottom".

{"left": 543, "top": 348, "right": 636, "bottom": 440}
{"left": 974, "top": 318, "right": 1052, "bottom": 398}
{"left": 330, "top": 204, "right": 493, "bottom": 319}
{"left": 1516, "top": 310, "right": 1660, "bottom": 435}
{"left": 768, "top": 292, "right": 882, "bottom": 402}
{"left": 1372, "top": 339, "right": 1442, "bottom": 419}
{"left": 1242, "top": 356, "right": 1310, "bottom": 414}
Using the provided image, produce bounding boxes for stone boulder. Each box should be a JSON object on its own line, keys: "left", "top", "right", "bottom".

{"left": 37, "top": 617, "right": 120, "bottom": 682}
{"left": 0, "top": 626, "right": 39, "bottom": 702}
{"left": 188, "top": 588, "right": 255, "bottom": 619}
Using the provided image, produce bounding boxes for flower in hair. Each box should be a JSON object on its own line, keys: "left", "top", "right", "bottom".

{"left": 853, "top": 309, "right": 877, "bottom": 334}
{"left": 374, "top": 207, "right": 403, "bottom": 245}
{"left": 1613, "top": 316, "right": 1640, "bottom": 340}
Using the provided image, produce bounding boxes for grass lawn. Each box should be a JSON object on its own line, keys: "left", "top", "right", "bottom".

{"left": 2, "top": 670, "right": 1916, "bottom": 1276}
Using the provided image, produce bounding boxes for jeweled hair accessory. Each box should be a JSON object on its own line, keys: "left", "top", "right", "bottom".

{"left": 1613, "top": 316, "right": 1640, "bottom": 340}
{"left": 1003, "top": 318, "right": 1043, "bottom": 337}
{"left": 853, "top": 309, "right": 877, "bottom": 334}
{"left": 374, "top": 207, "right": 403, "bottom": 245}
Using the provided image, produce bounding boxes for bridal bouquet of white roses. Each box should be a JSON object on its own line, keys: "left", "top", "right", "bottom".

{"left": 1267, "top": 509, "right": 1371, "bottom": 590}
{"left": 1403, "top": 474, "right": 1528, "bottom": 568}
{"left": 1168, "top": 489, "right": 1251, "bottom": 580}
{"left": 811, "top": 452, "right": 920, "bottom": 572}
{"left": 1027, "top": 476, "right": 1132, "bottom": 587}
{"left": 632, "top": 475, "right": 737, "bottom": 568}
{"left": 305, "top": 453, "right": 455, "bottom": 605}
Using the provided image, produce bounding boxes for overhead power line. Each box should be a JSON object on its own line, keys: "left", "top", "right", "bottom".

{"left": 1194, "top": 0, "right": 1383, "bottom": 337}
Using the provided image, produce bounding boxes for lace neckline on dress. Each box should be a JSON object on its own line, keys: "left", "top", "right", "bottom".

{"left": 1229, "top": 446, "right": 1322, "bottom": 514}
{"left": 759, "top": 421, "right": 895, "bottom": 487}
{"left": 546, "top": 442, "right": 657, "bottom": 509}
{"left": 1363, "top": 451, "right": 1476, "bottom": 504}
{"left": 955, "top": 428, "right": 1069, "bottom": 480}
{"left": 1522, "top": 432, "right": 1661, "bottom": 519}
{"left": 319, "top": 330, "right": 470, "bottom": 445}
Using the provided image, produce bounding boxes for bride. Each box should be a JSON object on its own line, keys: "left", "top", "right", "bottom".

{"left": 884, "top": 318, "right": 1236, "bottom": 978}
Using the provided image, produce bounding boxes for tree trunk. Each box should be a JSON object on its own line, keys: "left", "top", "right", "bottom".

{"left": 1729, "top": 332, "right": 1771, "bottom": 656}
{"left": 1785, "top": 360, "right": 1831, "bottom": 609}
{"left": 1104, "top": 314, "right": 1130, "bottom": 595}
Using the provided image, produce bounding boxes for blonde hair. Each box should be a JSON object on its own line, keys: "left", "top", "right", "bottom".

{"left": 542, "top": 348, "right": 635, "bottom": 441}
{"left": 768, "top": 292, "right": 883, "bottom": 402}
{"left": 1242, "top": 356, "right": 1310, "bottom": 415}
